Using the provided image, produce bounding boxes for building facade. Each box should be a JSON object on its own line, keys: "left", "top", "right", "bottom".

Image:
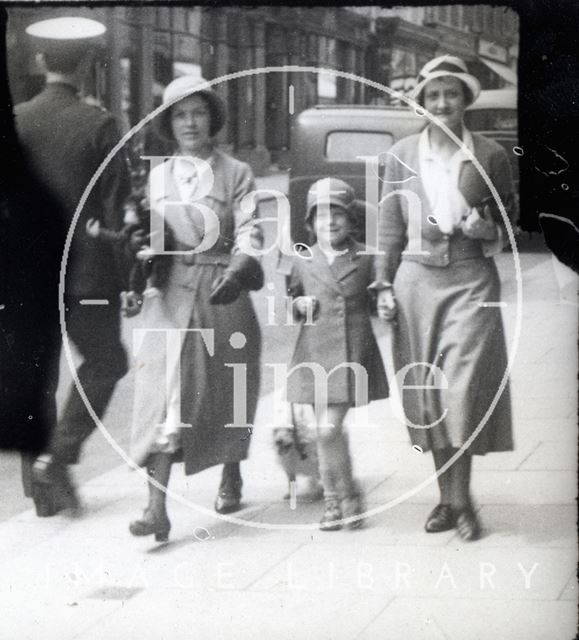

{"left": 7, "top": 5, "right": 519, "bottom": 172}
{"left": 351, "top": 5, "right": 519, "bottom": 104}
{"left": 7, "top": 6, "right": 371, "bottom": 174}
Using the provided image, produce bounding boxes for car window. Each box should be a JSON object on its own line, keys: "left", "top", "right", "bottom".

{"left": 464, "top": 109, "right": 517, "bottom": 132}
{"left": 325, "top": 131, "right": 394, "bottom": 162}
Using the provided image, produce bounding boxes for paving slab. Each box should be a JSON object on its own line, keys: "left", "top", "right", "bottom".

{"left": 358, "top": 597, "right": 578, "bottom": 640}
{"left": 0, "top": 593, "right": 123, "bottom": 640}
{"left": 76, "top": 589, "right": 389, "bottom": 640}
{"left": 474, "top": 504, "right": 577, "bottom": 549}
{"left": 518, "top": 440, "right": 578, "bottom": 471}
{"left": 248, "top": 543, "right": 574, "bottom": 601}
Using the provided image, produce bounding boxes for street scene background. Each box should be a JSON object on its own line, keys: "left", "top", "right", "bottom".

{"left": 1, "top": 4, "right": 577, "bottom": 640}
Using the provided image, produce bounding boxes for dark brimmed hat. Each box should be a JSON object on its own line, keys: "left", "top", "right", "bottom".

{"left": 305, "top": 178, "right": 358, "bottom": 226}
{"left": 411, "top": 55, "right": 481, "bottom": 107}
{"left": 154, "top": 75, "right": 226, "bottom": 142}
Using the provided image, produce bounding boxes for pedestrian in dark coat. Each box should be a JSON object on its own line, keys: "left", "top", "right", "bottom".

{"left": 375, "top": 56, "right": 516, "bottom": 541}
{"left": 13, "top": 18, "right": 131, "bottom": 516}
{"left": 286, "top": 178, "right": 389, "bottom": 531}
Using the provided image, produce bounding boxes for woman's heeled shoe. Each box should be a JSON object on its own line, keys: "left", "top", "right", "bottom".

{"left": 455, "top": 506, "right": 481, "bottom": 541}
{"left": 31, "top": 480, "right": 59, "bottom": 517}
{"left": 129, "top": 509, "right": 171, "bottom": 542}
{"left": 214, "top": 480, "right": 242, "bottom": 514}
{"left": 32, "top": 456, "right": 81, "bottom": 518}
{"left": 424, "top": 504, "right": 455, "bottom": 533}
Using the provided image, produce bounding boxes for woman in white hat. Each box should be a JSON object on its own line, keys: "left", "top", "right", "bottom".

{"left": 128, "top": 75, "right": 264, "bottom": 541}
{"left": 375, "top": 55, "right": 516, "bottom": 540}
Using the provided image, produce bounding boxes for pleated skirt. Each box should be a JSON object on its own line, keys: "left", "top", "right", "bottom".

{"left": 392, "top": 257, "right": 513, "bottom": 455}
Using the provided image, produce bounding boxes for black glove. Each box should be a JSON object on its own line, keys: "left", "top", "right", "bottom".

{"left": 128, "top": 228, "right": 148, "bottom": 253}
{"left": 209, "top": 272, "right": 242, "bottom": 305}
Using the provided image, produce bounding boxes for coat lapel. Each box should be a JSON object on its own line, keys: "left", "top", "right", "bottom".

{"left": 151, "top": 158, "right": 203, "bottom": 247}
{"left": 309, "top": 242, "right": 361, "bottom": 293}
{"left": 458, "top": 136, "right": 490, "bottom": 209}
{"left": 404, "top": 139, "right": 436, "bottom": 221}
{"left": 309, "top": 244, "right": 343, "bottom": 294}
{"left": 329, "top": 243, "right": 360, "bottom": 283}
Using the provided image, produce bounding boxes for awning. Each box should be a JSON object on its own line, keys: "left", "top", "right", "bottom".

{"left": 480, "top": 58, "right": 517, "bottom": 86}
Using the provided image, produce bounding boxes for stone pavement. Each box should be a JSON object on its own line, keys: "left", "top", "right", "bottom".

{"left": 0, "top": 229, "right": 577, "bottom": 639}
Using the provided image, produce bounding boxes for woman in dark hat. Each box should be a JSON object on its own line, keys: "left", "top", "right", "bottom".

{"left": 128, "top": 75, "right": 264, "bottom": 541}
{"left": 375, "top": 55, "right": 516, "bottom": 540}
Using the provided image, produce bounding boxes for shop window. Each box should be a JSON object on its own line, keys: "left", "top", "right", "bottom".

{"left": 304, "top": 72, "right": 318, "bottom": 108}
{"left": 266, "top": 23, "right": 288, "bottom": 59}
{"left": 471, "top": 6, "right": 483, "bottom": 33}
{"left": 173, "top": 34, "right": 201, "bottom": 64}
{"left": 483, "top": 6, "right": 493, "bottom": 33}
{"left": 156, "top": 7, "right": 171, "bottom": 30}
{"left": 317, "top": 72, "right": 337, "bottom": 104}
{"left": 227, "top": 14, "right": 240, "bottom": 51}
{"left": 307, "top": 34, "right": 319, "bottom": 64}
{"left": 200, "top": 10, "right": 216, "bottom": 78}
{"left": 494, "top": 7, "right": 503, "bottom": 36}
{"left": 450, "top": 5, "right": 460, "bottom": 28}
{"left": 119, "top": 57, "right": 132, "bottom": 133}
{"left": 172, "top": 8, "right": 186, "bottom": 31}
{"left": 503, "top": 8, "right": 518, "bottom": 37}
{"left": 265, "top": 70, "right": 289, "bottom": 150}
{"left": 319, "top": 36, "right": 337, "bottom": 67}
{"left": 391, "top": 48, "right": 417, "bottom": 80}
{"left": 154, "top": 49, "right": 173, "bottom": 93}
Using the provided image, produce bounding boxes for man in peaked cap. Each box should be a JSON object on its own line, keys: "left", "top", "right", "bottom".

{"left": 14, "top": 17, "right": 131, "bottom": 516}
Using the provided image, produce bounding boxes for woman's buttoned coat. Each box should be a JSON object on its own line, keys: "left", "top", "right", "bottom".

{"left": 287, "top": 241, "right": 389, "bottom": 406}
{"left": 130, "top": 149, "right": 262, "bottom": 474}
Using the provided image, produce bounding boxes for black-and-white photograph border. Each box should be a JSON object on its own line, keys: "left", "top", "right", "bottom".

{"left": 0, "top": 2, "right": 577, "bottom": 639}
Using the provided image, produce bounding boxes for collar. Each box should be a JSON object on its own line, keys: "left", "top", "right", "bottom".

{"left": 43, "top": 81, "right": 79, "bottom": 97}
{"left": 172, "top": 152, "right": 215, "bottom": 180}
{"left": 419, "top": 125, "right": 474, "bottom": 162}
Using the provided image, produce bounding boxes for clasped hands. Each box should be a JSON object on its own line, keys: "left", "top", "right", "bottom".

{"left": 377, "top": 289, "right": 397, "bottom": 323}
{"left": 293, "top": 296, "right": 320, "bottom": 321}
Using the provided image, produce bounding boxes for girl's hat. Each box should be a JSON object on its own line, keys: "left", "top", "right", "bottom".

{"left": 154, "top": 75, "right": 226, "bottom": 141}
{"left": 411, "top": 55, "right": 481, "bottom": 107}
{"left": 305, "top": 177, "right": 356, "bottom": 225}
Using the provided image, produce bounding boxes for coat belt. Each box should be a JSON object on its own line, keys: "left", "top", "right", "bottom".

{"left": 179, "top": 252, "right": 231, "bottom": 266}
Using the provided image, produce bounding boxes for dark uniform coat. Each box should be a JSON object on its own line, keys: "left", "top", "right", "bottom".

{"left": 130, "top": 150, "right": 263, "bottom": 475}
{"left": 14, "top": 82, "right": 130, "bottom": 298}
{"left": 286, "top": 240, "right": 389, "bottom": 406}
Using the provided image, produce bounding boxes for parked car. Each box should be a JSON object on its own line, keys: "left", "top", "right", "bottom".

{"left": 287, "top": 89, "right": 519, "bottom": 245}
{"left": 464, "top": 87, "right": 519, "bottom": 190}
{"left": 288, "top": 105, "right": 423, "bottom": 245}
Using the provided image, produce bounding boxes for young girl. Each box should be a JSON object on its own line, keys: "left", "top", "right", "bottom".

{"left": 286, "top": 178, "right": 389, "bottom": 530}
